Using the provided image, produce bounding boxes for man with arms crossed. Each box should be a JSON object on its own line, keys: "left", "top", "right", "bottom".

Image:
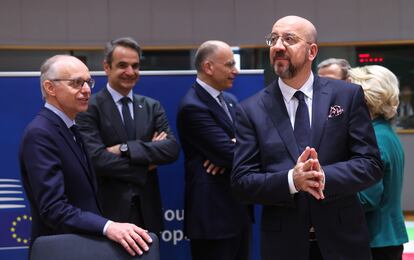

{"left": 177, "top": 41, "right": 251, "bottom": 260}
{"left": 76, "top": 37, "right": 180, "bottom": 234}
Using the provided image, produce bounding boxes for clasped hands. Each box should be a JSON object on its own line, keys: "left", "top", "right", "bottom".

{"left": 106, "top": 131, "right": 167, "bottom": 171}
{"left": 293, "top": 147, "right": 325, "bottom": 200}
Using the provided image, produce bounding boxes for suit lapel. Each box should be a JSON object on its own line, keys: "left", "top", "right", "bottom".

{"left": 262, "top": 82, "right": 299, "bottom": 161}
{"left": 99, "top": 88, "right": 128, "bottom": 141}
{"left": 40, "top": 108, "right": 97, "bottom": 191}
{"left": 132, "top": 95, "right": 147, "bottom": 139}
{"left": 311, "top": 77, "right": 332, "bottom": 151}
{"left": 194, "top": 83, "right": 234, "bottom": 131}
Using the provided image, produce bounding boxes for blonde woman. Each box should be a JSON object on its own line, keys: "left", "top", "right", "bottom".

{"left": 349, "top": 65, "right": 408, "bottom": 260}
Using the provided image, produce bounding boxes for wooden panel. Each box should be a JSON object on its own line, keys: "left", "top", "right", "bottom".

{"left": 357, "top": 0, "right": 400, "bottom": 41}
{"left": 67, "top": 0, "right": 108, "bottom": 44}
{"left": 273, "top": 0, "right": 318, "bottom": 24}
{"left": 192, "top": 0, "right": 235, "bottom": 45}
{"left": 108, "top": 0, "right": 152, "bottom": 45}
{"left": 0, "top": 0, "right": 21, "bottom": 44}
{"left": 400, "top": 0, "right": 414, "bottom": 39}
{"left": 21, "top": 0, "right": 67, "bottom": 43}
{"left": 234, "top": 0, "right": 275, "bottom": 45}
{"left": 315, "top": 0, "right": 359, "bottom": 43}
{"left": 151, "top": 0, "right": 193, "bottom": 45}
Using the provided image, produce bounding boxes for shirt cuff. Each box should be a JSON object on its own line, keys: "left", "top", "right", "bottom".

{"left": 103, "top": 220, "right": 113, "bottom": 235}
{"left": 288, "top": 169, "right": 299, "bottom": 194}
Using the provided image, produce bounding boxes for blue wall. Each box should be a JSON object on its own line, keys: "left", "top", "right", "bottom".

{"left": 0, "top": 70, "right": 264, "bottom": 259}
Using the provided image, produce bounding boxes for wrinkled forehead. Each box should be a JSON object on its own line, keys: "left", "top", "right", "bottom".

{"left": 54, "top": 58, "right": 89, "bottom": 78}
{"left": 273, "top": 19, "right": 304, "bottom": 35}
{"left": 272, "top": 16, "right": 315, "bottom": 41}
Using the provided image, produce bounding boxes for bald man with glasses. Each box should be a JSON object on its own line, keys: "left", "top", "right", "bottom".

{"left": 19, "top": 55, "right": 153, "bottom": 257}
{"left": 177, "top": 40, "right": 252, "bottom": 260}
{"left": 231, "top": 16, "right": 383, "bottom": 260}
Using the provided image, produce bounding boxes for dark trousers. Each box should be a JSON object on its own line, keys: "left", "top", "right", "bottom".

{"left": 190, "top": 226, "right": 251, "bottom": 260}
{"left": 128, "top": 196, "right": 145, "bottom": 228}
{"left": 371, "top": 245, "right": 404, "bottom": 260}
{"left": 309, "top": 241, "right": 323, "bottom": 260}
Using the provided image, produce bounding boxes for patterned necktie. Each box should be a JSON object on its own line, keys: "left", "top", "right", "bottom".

{"left": 217, "top": 93, "right": 233, "bottom": 122}
{"left": 293, "top": 91, "right": 311, "bottom": 152}
{"left": 120, "top": 97, "right": 136, "bottom": 140}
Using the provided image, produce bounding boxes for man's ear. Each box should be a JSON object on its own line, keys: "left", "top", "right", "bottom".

{"left": 43, "top": 80, "right": 56, "bottom": 97}
{"left": 308, "top": 44, "right": 318, "bottom": 61}
{"left": 103, "top": 61, "right": 111, "bottom": 74}
{"left": 203, "top": 61, "right": 214, "bottom": 76}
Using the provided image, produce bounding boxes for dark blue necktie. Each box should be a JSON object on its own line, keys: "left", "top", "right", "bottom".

{"left": 120, "top": 97, "right": 136, "bottom": 140}
{"left": 217, "top": 93, "right": 233, "bottom": 122}
{"left": 70, "top": 125, "right": 87, "bottom": 162}
{"left": 293, "top": 91, "right": 311, "bottom": 152}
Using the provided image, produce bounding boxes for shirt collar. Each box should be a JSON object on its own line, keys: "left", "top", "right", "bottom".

{"left": 44, "top": 102, "right": 75, "bottom": 128}
{"left": 106, "top": 83, "right": 134, "bottom": 103}
{"left": 278, "top": 72, "right": 314, "bottom": 103}
{"left": 196, "top": 78, "right": 222, "bottom": 99}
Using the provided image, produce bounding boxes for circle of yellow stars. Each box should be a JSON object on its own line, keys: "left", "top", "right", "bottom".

{"left": 10, "top": 215, "right": 32, "bottom": 244}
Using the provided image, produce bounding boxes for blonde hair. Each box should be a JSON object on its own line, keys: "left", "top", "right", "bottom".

{"left": 348, "top": 65, "right": 399, "bottom": 120}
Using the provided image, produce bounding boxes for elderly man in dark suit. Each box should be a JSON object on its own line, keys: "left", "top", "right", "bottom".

{"left": 19, "top": 55, "right": 152, "bottom": 256}
{"left": 76, "top": 37, "right": 180, "bottom": 235}
{"left": 231, "top": 16, "right": 383, "bottom": 260}
{"left": 177, "top": 40, "right": 251, "bottom": 260}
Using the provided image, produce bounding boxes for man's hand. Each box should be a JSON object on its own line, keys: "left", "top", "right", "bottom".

{"left": 308, "top": 149, "right": 325, "bottom": 199}
{"left": 148, "top": 164, "right": 157, "bottom": 171}
{"left": 293, "top": 147, "right": 325, "bottom": 200}
{"left": 152, "top": 131, "right": 167, "bottom": 141}
{"left": 106, "top": 144, "right": 121, "bottom": 155}
{"left": 146, "top": 131, "right": 168, "bottom": 170}
{"left": 105, "top": 222, "right": 153, "bottom": 256}
{"left": 203, "top": 160, "right": 225, "bottom": 175}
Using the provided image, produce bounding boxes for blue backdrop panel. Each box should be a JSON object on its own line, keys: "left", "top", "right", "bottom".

{"left": 0, "top": 70, "right": 264, "bottom": 259}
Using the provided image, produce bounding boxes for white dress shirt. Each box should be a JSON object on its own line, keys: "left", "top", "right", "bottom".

{"left": 277, "top": 74, "right": 316, "bottom": 194}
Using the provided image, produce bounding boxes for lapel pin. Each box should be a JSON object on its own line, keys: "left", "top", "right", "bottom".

{"left": 138, "top": 104, "right": 143, "bottom": 109}
{"left": 229, "top": 103, "right": 233, "bottom": 107}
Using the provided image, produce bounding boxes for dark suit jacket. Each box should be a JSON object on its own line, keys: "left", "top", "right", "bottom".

{"left": 231, "top": 77, "right": 383, "bottom": 260}
{"left": 19, "top": 108, "right": 107, "bottom": 242}
{"left": 177, "top": 83, "right": 250, "bottom": 239}
{"left": 76, "top": 87, "right": 180, "bottom": 233}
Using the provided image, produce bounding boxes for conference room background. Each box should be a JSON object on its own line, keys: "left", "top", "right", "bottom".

{"left": 0, "top": 70, "right": 264, "bottom": 259}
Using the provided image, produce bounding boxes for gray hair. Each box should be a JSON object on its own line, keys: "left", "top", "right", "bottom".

{"left": 317, "top": 58, "right": 351, "bottom": 80}
{"left": 39, "top": 54, "right": 72, "bottom": 99}
{"left": 104, "top": 37, "right": 141, "bottom": 67}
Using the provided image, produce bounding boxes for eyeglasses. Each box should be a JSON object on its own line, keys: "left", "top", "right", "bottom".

{"left": 265, "top": 33, "right": 312, "bottom": 47}
{"left": 51, "top": 78, "right": 95, "bottom": 89}
{"left": 209, "top": 60, "right": 237, "bottom": 69}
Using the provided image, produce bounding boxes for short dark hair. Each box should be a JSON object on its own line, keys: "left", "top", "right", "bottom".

{"left": 104, "top": 37, "right": 141, "bottom": 67}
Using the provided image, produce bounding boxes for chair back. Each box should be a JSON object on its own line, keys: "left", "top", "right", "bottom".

{"left": 30, "top": 232, "right": 159, "bottom": 260}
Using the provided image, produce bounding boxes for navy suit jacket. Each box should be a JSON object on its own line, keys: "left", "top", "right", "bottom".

{"left": 76, "top": 88, "right": 180, "bottom": 233}
{"left": 231, "top": 77, "right": 383, "bottom": 260}
{"left": 19, "top": 108, "right": 107, "bottom": 242}
{"left": 177, "top": 83, "right": 250, "bottom": 239}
